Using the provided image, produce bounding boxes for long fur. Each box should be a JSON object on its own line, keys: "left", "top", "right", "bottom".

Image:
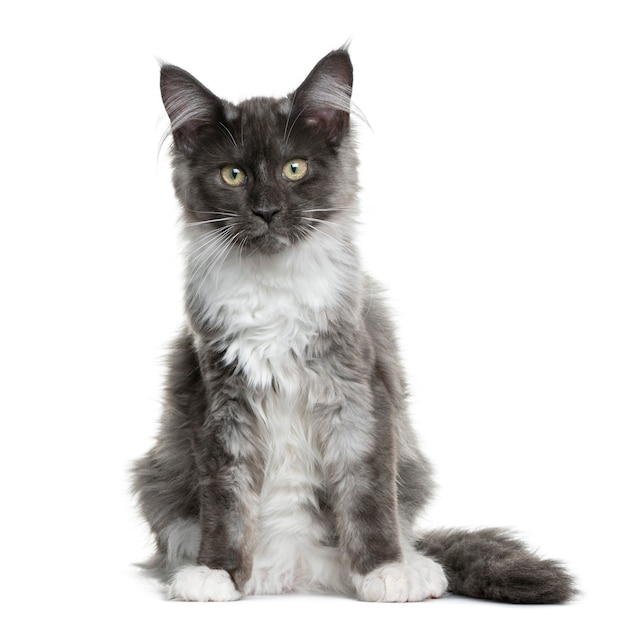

{"left": 416, "top": 528, "right": 576, "bottom": 603}
{"left": 133, "top": 48, "right": 575, "bottom": 604}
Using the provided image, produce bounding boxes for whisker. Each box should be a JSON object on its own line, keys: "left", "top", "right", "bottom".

{"left": 190, "top": 227, "right": 232, "bottom": 252}
{"left": 300, "top": 216, "right": 330, "bottom": 225}
{"left": 187, "top": 222, "right": 247, "bottom": 293}
{"left": 303, "top": 222, "right": 351, "bottom": 255}
{"left": 283, "top": 92, "right": 297, "bottom": 144}
{"left": 197, "top": 230, "right": 239, "bottom": 293}
{"left": 213, "top": 232, "right": 243, "bottom": 290}
{"left": 188, "top": 242, "right": 223, "bottom": 287}
{"left": 293, "top": 224, "right": 312, "bottom": 244}
{"left": 237, "top": 235, "right": 248, "bottom": 265}
{"left": 182, "top": 216, "right": 237, "bottom": 227}
{"left": 298, "top": 207, "right": 357, "bottom": 214}
{"left": 186, "top": 222, "right": 243, "bottom": 264}
{"left": 187, "top": 228, "right": 234, "bottom": 284}
{"left": 299, "top": 216, "right": 354, "bottom": 238}
{"left": 284, "top": 107, "right": 306, "bottom": 146}
{"left": 218, "top": 122, "right": 238, "bottom": 148}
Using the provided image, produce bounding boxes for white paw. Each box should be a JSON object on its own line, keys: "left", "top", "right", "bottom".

{"left": 169, "top": 565, "right": 242, "bottom": 602}
{"left": 353, "top": 556, "right": 447, "bottom": 602}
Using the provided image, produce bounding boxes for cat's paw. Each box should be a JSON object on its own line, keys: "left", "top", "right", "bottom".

{"left": 352, "top": 556, "right": 447, "bottom": 602}
{"left": 169, "top": 565, "right": 242, "bottom": 602}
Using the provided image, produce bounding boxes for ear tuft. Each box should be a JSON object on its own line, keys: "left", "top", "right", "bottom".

{"left": 291, "top": 49, "right": 355, "bottom": 145}
{"left": 160, "top": 64, "right": 222, "bottom": 155}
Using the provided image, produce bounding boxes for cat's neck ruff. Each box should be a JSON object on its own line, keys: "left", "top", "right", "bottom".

{"left": 184, "top": 227, "right": 358, "bottom": 391}
{"left": 185, "top": 226, "right": 356, "bottom": 317}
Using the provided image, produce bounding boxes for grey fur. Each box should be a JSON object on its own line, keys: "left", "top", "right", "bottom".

{"left": 416, "top": 528, "right": 577, "bottom": 603}
{"left": 132, "top": 49, "right": 575, "bottom": 603}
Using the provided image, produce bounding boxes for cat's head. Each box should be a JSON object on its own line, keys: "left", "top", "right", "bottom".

{"left": 160, "top": 49, "right": 360, "bottom": 256}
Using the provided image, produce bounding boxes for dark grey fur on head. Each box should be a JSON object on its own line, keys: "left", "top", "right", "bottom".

{"left": 132, "top": 48, "right": 576, "bottom": 604}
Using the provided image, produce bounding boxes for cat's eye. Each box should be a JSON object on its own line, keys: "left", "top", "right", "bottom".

{"left": 282, "top": 158, "right": 308, "bottom": 182}
{"left": 220, "top": 165, "right": 248, "bottom": 187}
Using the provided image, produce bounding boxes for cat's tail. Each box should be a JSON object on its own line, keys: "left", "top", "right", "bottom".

{"left": 415, "top": 527, "right": 576, "bottom": 604}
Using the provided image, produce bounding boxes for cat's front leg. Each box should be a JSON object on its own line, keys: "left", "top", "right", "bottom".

{"left": 169, "top": 565, "right": 242, "bottom": 602}
{"left": 169, "top": 358, "right": 264, "bottom": 601}
{"left": 317, "top": 376, "right": 447, "bottom": 602}
{"left": 352, "top": 552, "right": 448, "bottom": 602}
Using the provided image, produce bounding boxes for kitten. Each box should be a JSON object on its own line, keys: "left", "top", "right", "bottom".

{"left": 133, "top": 48, "right": 575, "bottom": 603}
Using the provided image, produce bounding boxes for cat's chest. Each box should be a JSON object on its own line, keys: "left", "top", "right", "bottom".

{"left": 189, "top": 237, "right": 347, "bottom": 391}
{"left": 220, "top": 287, "right": 321, "bottom": 391}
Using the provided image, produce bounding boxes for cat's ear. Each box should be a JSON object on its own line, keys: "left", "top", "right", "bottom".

{"left": 160, "top": 64, "right": 223, "bottom": 155}
{"left": 291, "top": 49, "right": 354, "bottom": 145}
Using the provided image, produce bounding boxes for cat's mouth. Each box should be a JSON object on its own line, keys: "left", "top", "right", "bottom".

{"left": 234, "top": 216, "right": 299, "bottom": 256}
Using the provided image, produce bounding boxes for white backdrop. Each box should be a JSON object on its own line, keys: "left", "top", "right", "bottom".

{"left": 1, "top": 1, "right": 622, "bottom": 624}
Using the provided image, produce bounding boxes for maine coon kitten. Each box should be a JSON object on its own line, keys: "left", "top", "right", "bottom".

{"left": 133, "top": 49, "right": 575, "bottom": 603}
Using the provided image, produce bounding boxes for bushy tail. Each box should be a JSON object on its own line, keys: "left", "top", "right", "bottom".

{"left": 415, "top": 528, "right": 576, "bottom": 604}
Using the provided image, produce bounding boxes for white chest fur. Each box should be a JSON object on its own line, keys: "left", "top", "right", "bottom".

{"left": 187, "top": 232, "right": 350, "bottom": 391}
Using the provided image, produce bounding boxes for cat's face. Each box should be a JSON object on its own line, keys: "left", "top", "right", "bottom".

{"left": 161, "top": 50, "right": 359, "bottom": 256}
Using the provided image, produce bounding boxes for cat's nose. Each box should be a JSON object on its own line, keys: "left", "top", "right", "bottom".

{"left": 252, "top": 207, "right": 280, "bottom": 224}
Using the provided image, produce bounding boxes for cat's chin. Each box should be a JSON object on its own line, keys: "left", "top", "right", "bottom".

{"left": 242, "top": 232, "right": 296, "bottom": 256}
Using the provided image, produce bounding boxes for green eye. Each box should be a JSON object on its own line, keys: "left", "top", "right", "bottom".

{"left": 282, "top": 158, "right": 308, "bottom": 181}
{"left": 220, "top": 165, "right": 247, "bottom": 187}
